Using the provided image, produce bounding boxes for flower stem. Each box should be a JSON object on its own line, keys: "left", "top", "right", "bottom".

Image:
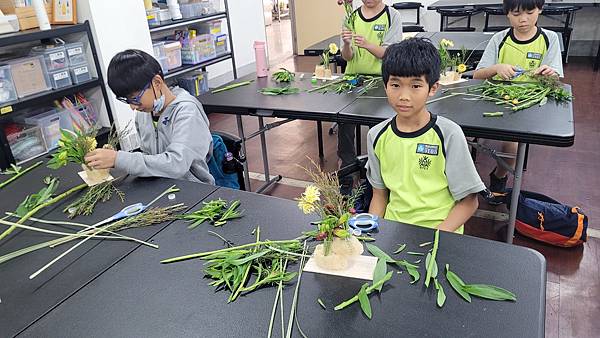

{"left": 0, "top": 183, "right": 87, "bottom": 241}
{"left": 0, "top": 161, "right": 43, "bottom": 190}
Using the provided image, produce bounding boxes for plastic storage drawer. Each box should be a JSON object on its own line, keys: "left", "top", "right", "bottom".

{"left": 47, "top": 68, "right": 72, "bottom": 89}
{"left": 8, "top": 56, "right": 51, "bottom": 98}
{"left": 178, "top": 71, "right": 209, "bottom": 96}
{"left": 22, "top": 109, "right": 64, "bottom": 149}
{"left": 31, "top": 45, "right": 69, "bottom": 71}
{"left": 60, "top": 101, "right": 98, "bottom": 131}
{"left": 164, "top": 41, "right": 182, "bottom": 70}
{"left": 0, "top": 64, "right": 18, "bottom": 105}
{"left": 70, "top": 62, "right": 92, "bottom": 84}
{"left": 65, "top": 42, "right": 87, "bottom": 65}
{"left": 4, "top": 124, "right": 48, "bottom": 163}
{"left": 214, "top": 34, "right": 228, "bottom": 55}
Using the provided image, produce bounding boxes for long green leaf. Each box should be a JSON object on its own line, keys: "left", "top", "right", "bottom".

{"left": 424, "top": 230, "right": 440, "bottom": 288}
{"left": 334, "top": 271, "right": 393, "bottom": 311}
{"left": 365, "top": 243, "right": 394, "bottom": 262}
{"left": 393, "top": 244, "right": 406, "bottom": 254}
{"left": 373, "top": 258, "right": 387, "bottom": 292}
{"left": 463, "top": 284, "right": 517, "bottom": 301}
{"left": 434, "top": 279, "right": 446, "bottom": 308}
{"left": 229, "top": 250, "right": 268, "bottom": 266}
{"left": 396, "top": 260, "right": 420, "bottom": 284}
{"left": 357, "top": 283, "right": 372, "bottom": 319}
{"left": 445, "top": 264, "right": 471, "bottom": 302}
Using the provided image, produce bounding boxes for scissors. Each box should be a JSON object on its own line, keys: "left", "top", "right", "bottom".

{"left": 512, "top": 66, "right": 526, "bottom": 79}
{"left": 348, "top": 213, "right": 380, "bottom": 234}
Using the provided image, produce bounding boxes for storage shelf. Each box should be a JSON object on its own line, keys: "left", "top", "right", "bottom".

{"left": 149, "top": 12, "right": 227, "bottom": 33}
{"left": 0, "top": 23, "right": 89, "bottom": 48}
{"left": 0, "top": 79, "right": 102, "bottom": 121}
{"left": 164, "top": 53, "right": 233, "bottom": 79}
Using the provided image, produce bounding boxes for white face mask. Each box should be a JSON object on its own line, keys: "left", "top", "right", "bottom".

{"left": 152, "top": 90, "right": 165, "bottom": 115}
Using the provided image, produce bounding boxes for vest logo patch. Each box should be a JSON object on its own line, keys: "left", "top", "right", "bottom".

{"left": 373, "top": 24, "right": 386, "bottom": 31}
{"left": 527, "top": 52, "right": 542, "bottom": 60}
{"left": 418, "top": 155, "right": 432, "bottom": 170}
{"left": 416, "top": 143, "right": 439, "bottom": 156}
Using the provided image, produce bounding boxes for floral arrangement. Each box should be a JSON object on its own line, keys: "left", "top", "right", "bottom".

{"left": 48, "top": 128, "right": 99, "bottom": 170}
{"left": 438, "top": 39, "right": 468, "bottom": 75}
{"left": 296, "top": 160, "right": 363, "bottom": 261}
{"left": 321, "top": 43, "right": 339, "bottom": 69}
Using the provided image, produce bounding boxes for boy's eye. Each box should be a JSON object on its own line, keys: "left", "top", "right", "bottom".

{"left": 412, "top": 84, "right": 423, "bottom": 89}
{"left": 390, "top": 83, "right": 400, "bottom": 88}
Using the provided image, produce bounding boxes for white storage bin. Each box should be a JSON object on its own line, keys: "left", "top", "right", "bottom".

{"left": 0, "top": 14, "right": 19, "bottom": 34}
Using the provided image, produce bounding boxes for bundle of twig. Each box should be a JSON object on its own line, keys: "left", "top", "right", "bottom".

{"left": 64, "top": 180, "right": 125, "bottom": 218}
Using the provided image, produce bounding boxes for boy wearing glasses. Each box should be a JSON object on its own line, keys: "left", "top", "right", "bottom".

{"left": 85, "top": 49, "right": 215, "bottom": 184}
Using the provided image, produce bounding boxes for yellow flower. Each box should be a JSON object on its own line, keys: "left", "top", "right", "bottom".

{"left": 440, "top": 39, "right": 454, "bottom": 48}
{"left": 84, "top": 137, "right": 97, "bottom": 152}
{"left": 58, "top": 151, "right": 67, "bottom": 161}
{"left": 457, "top": 64, "right": 467, "bottom": 73}
{"left": 328, "top": 43, "right": 339, "bottom": 55}
{"left": 296, "top": 185, "right": 320, "bottom": 214}
{"left": 504, "top": 95, "right": 511, "bottom": 100}
{"left": 512, "top": 99, "right": 519, "bottom": 104}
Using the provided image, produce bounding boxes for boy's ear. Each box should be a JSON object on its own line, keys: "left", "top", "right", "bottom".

{"left": 429, "top": 82, "right": 440, "bottom": 97}
{"left": 152, "top": 74, "right": 163, "bottom": 88}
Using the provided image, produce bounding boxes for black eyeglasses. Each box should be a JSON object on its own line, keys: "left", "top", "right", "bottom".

{"left": 117, "top": 81, "right": 151, "bottom": 105}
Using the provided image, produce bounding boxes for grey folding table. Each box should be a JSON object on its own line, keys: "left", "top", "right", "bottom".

{"left": 427, "top": 0, "right": 599, "bottom": 9}
{"left": 19, "top": 186, "right": 547, "bottom": 337}
{"left": 0, "top": 162, "right": 217, "bottom": 337}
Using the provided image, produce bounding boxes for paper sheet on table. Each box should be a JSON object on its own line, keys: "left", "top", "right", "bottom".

{"left": 312, "top": 75, "right": 341, "bottom": 81}
{"left": 304, "top": 255, "right": 378, "bottom": 280}
{"left": 78, "top": 170, "right": 114, "bottom": 187}
{"left": 439, "top": 78, "right": 469, "bottom": 86}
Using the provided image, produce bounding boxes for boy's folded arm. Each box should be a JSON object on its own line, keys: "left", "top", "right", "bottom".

{"left": 369, "top": 187, "right": 389, "bottom": 218}
{"left": 115, "top": 110, "right": 211, "bottom": 178}
{"left": 437, "top": 193, "right": 479, "bottom": 232}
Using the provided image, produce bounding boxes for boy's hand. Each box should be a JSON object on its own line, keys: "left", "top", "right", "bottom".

{"left": 353, "top": 34, "right": 371, "bottom": 49}
{"left": 534, "top": 65, "right": 557, "bottom": 77}
{"left": 341, "top": 29, "right": 353, "bottom": 45}
{"left": 85, "top": 148, "right": 117, "bottom": 170}
{"left": 494, "top": 64, "right": 517, "bottom": 80}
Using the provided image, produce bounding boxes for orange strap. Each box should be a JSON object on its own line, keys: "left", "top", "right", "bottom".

{"left": 565, "top": 207, "right": 584, "bottom": 246}
{"left": 537, "top": 212, "right": 545, "bottom": 231}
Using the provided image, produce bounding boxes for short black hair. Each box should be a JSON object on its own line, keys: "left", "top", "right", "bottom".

{"left": 382, "top": 38, "right": 440, "bottom": 88}
{"left": 503, "top": 0, "right": 545, "bottom": 14}
{"left": 107, "top": 49, "right": 163, "bottom": 98}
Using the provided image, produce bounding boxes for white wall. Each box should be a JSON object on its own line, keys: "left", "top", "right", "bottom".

{"left": 206, "top": 0, "right": 267, "bottom": 86}
{"left": 78, "top": 0, "right": 153, "bottom": 149}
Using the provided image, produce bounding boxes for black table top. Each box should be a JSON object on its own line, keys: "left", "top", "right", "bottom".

{"left": 198, "top": 73, "right": 359, "bottom": 122}
{"left": 0, "top": 164, "right": 217, "bottom": 336}
{"left": 339, "top": 79, "right": 574, "bottom": 147}
{"left": 21, "top": 187, "right": 546, "bottom": 338}
{"left": 428, "top": 0, "right": 599, "bottom": 9}
{"left": 304, "top": 35, "right": 341, "bottom": 56}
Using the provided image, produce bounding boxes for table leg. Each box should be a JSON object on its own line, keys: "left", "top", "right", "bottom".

{"left": 355, "top": 125, "right": 362, "bottom": 156}
{"left": 317, "top": 121, "right": 324, "bottom": 159}
{"left": 256, "top": 116, "right": 282, "bottom": 194}
{"left": 236, "top": 115, "right": 251, "bottom": 191}
{"left": 506, "top": 142, "right": 526, "bottom": 244}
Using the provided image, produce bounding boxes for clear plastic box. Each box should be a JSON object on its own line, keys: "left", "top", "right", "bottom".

{"left": 153, "top": 41, "right": 166, "bottom": 58}
{"left": 177, "top": 71, "right": 209, "bottom": 96}
{"left": 4, "top": 124, "right": 48, "bottom": 163}
{"left": 181, "top": 34, "right": 215, "bottom": 65}
{"left": 180, "top": 4, "right": 195, "bottom": 18}
{"left": 147, "top": 8, "right": 160, "bottom": 26}
{"left": 70, "top": 62, "right": 92, "bottom": 84}
{"left": 0, "top": 64, "right": 18, "bottom": 105}
{"left": 164, "top": 41, "right": 182, "bottom": 70}
{"left": 65, "top": 42, "right": 87, "bottom": 65}
{"left": 0, "top": 14, "right": 19, "bottom": 34}
{"left": 31, "top": 45, "right": 69, "bottom": 71}
{"left": 158, "top": 9, "right": 171, "bottom": 22}
{"left": 47, "top": 68, "right": 72, "bottom": 89}
{"left": 158, "top": 56, "right": 169, "bottom": 74}
{"left": 8, "top": 56, "right": 51, "bottom": 98}
{"left": 214, "top": 34, "right": 228, "bottom": 55}
{"left": 21, "top": 109, "right": 67, "bottom": 149}
{"left": 60, "top": 101, "right": 98, "bottom": 131}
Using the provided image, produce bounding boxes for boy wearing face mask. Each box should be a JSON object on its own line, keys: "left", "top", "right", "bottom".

{"left": 85, "top": 49, "right": 215, "bottom": 184}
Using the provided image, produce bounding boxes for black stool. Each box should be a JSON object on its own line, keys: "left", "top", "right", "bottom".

{"left": 482, "top": 6, "right": 509, "bottom": 32}
{"left": 392, "top": 2, "right": 425, "bottom": 32}
{"left": 437, "top": 7, "right": 481, "bottom": 32}
{"left": 541, "top": 5, "right": 581, "bottom": 63}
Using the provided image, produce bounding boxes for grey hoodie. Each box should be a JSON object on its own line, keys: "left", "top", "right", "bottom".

{"left": 115, "top": 87, "right": 215, "bottom": 184}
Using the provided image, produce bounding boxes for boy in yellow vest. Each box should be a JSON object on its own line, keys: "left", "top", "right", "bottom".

{"left": 367, "top": 38, "right": 485, "bottom": 233}
{"left": 338, "top": 0, "right": 402, "bottom": 191}
{"left": 474, "top": 0, "right": 563, "bottom": 202}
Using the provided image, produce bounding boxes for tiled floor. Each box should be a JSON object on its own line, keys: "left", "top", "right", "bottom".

{"left": 207, "top": 55, "right": 600, "bottom": 338}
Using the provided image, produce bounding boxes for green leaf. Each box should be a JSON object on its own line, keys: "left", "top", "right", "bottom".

{"left": 434, "top": 279, "right": 446, "bottom": 308}
{"left": 365, "top": 243, "right": 394, "bottom": 263}
{"left": 419, "top": 241, "right": 433, "bottom": 247}
{"left": 229, "top": 251, "right": 268, "bottom": 266}
{"left": 357, "top": 283, "right": 372, "bottom": 319}
{"left": 463, "top": 284, "right": 517, "bottom": 301}
{"left": 393, "top": 244, "right": 406, "bottom": 254}
{"left": 406, "top": 251, "right": 424, "bottom": 256}
{"left": 373, "top": 258, "right": 387, "bottom": 292}
{"left": 424, "top": 230, "right": 440, "bottom": 288}
{"left": 395, "top": 260, "right": 420, "bottom": 283}
{"left": 445, "top": 264, "right": 471, "bottom": 303}
{"left": 317, "top": 298, "right": 326, "bottom": 310}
